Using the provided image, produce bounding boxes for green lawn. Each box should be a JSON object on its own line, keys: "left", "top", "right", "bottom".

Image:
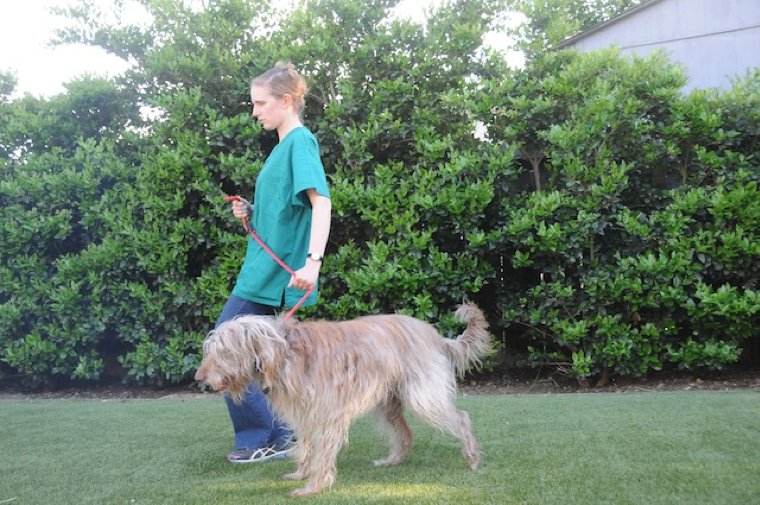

{"left": 1, "top": 391, "right": 758, "bottom": 504}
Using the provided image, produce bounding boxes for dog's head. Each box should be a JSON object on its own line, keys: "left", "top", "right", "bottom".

{"left": 195, "top": 315, "right": 288, "bottom": 403}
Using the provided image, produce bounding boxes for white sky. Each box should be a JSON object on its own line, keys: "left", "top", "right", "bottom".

{"left": 0, "top": 0, "right": 131, "bottom": 97}
{"left": 0, "top": 0, "right": 522, "bottom": 98}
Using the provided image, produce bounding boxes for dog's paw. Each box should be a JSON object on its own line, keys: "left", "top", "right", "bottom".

{"left": 290, "top": 485, "right": 322, "bottom": 497}
{"left": 373, "top": 457, "right": 402, "bottom": 467}
{"left": 283, "top": 471, "right": 306, "bottom": 481}
{"left": 468, "top": 454, "right": 481, "bottom": 470}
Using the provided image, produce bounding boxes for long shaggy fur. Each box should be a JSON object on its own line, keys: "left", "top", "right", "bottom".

{"left": 195, "top": 303, "right": 492, "bottom": 497}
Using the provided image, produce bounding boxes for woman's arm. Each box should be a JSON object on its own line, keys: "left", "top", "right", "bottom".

{"left": 289, "top": 189, "right": 331, "bottom": 291}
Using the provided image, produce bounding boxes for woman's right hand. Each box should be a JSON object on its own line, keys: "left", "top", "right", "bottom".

{"left": 231, "top": 200, "right": 249, "bottom": 220}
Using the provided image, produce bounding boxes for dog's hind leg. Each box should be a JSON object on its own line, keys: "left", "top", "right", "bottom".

{"left": 448, "top": 407, "right": 481, "bottom": 470}
{"left": 371, "top": 395, "right": 413, "bottom": 467}
{"left": 404, "top": 376, "right": 481, "bottom": 470}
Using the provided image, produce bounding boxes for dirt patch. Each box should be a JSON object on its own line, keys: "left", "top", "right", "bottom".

{"left": 0, "top": 383, "right": 211, "bottom": 400}
{"left": 459, "top": 369, "right": 760, "bottom": 395}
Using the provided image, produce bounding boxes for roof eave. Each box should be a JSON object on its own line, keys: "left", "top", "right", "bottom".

{"left": 554, "top": 0, "right": 666, "bottom": 50}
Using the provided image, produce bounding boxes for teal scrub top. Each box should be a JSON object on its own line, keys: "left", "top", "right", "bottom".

{"left": 232, "top": 126, "right": 330, "bottom": 308}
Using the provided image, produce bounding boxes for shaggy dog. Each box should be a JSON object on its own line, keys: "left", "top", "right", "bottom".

{"left": 195, "top": 303, "right": 492, "bottom": 497}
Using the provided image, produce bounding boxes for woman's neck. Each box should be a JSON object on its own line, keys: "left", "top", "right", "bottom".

{"left": 277, "top": 115, "right": 303, "bottom": 141}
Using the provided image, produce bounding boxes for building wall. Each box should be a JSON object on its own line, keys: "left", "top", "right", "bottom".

{"left": 564, "top": 0, "right": 760, "bottom": 92}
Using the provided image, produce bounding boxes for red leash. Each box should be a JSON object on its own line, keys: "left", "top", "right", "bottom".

{"left": 224, "top": 195, "right": 313, "bottom": 319}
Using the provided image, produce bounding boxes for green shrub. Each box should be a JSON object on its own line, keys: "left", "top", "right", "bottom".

{"left": 490, "top": 52, "right": 759, "bottom": 385}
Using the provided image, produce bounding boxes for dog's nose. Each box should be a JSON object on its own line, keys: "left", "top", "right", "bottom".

{"left": 194, "top": 367, "right": 206, "bottom": 382}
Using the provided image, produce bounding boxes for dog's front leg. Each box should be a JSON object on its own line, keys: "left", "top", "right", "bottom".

{"left": 289, "top": 430, "right": 343, "bottom": 497}
{"left": 289, "top": 447, "right": 335, "bottom": 496}
{"left": 291, "top": 482, "right": 326, "bottom": 498}
{"left": 283, "top": 439, "right": 309, "bottom": 481}
{"left": 283, "top": 469, "right": 307, "bottom": 481}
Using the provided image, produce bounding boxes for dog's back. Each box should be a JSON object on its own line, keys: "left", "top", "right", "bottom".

{"left": 278, "top": 303, "right": 492, "bottom": 392}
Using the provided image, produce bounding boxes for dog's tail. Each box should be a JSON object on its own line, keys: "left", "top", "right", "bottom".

{"left": 445, "top": 303, "right": 493, "bottom": 378}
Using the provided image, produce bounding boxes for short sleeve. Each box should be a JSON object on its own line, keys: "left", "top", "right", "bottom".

{"left": 291, "top": 132, "right": 330, "bottom": 207}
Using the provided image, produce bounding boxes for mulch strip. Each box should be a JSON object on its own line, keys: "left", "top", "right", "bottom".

{"left": 2, "top": 369, "right": 759, "bottom": 399}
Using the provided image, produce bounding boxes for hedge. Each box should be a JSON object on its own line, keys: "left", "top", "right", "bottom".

{"left": 0, "top": 0, "right": 757, "bottom": 387}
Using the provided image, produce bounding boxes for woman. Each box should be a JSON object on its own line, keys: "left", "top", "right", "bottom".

{"left": 217, "top": 61, "right": 331, "bottom": 463}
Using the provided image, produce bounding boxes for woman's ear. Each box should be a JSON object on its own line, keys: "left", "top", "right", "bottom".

{"left": 281, "top": 93, "right": 294, "bottom": 112}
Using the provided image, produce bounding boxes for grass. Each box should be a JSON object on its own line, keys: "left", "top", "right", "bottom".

{"left": 1, "top": 390, "right": 758, "bottom": 504}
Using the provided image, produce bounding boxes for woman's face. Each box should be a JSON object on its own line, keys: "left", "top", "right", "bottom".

{"left": 250, "top": 84, "right": 290, "bottom": 131}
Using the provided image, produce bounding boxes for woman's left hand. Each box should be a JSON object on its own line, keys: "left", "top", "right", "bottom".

{"left": 289, "top": 259, "right": 321, "bottom": 291}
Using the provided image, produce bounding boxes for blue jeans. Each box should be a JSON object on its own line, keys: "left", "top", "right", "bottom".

{"left": 216, "top": 295, "right": 291, "bottom": 450}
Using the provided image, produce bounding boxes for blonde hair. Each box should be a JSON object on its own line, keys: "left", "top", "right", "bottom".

{"left": 251, "top": 61, "right": 309, "bottom": 114}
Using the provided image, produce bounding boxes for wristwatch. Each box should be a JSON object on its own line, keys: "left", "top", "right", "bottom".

{"left": 307, "top": 253, "right": 324, "bottom": 263}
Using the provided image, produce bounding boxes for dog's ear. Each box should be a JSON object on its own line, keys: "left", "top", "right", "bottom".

{"left": 243, "top": 337, "right": 267, "bottom": 375}
{"left": 239, "top": 317, "right": 287, "bottom": 389}
{"left": 255, "top": 338, "right": 286, "bottom": 390}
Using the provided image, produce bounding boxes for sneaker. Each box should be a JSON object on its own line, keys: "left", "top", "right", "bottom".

{"left": 274, "top": 433, "right": 294, "bottom": 449}
{"left": 228, "top": 442, "right": 293, "bottom": 464}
